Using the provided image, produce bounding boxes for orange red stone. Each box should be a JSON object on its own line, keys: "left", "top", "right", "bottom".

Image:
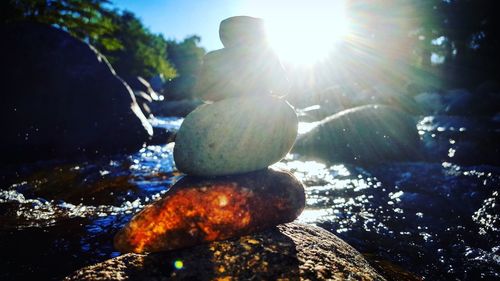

{"left": 114, "top": 168, "right": 305, "bottom": 253}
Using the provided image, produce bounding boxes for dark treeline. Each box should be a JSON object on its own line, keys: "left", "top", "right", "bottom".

{"left": 419, "top": 0, "right": 500, "bottom": 89}
{"left": 0, "top": 0, "right": 205, "bottom": 98}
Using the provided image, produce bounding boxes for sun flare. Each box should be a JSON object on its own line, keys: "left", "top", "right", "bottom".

{"left": 254, "top": 0, "right": 350, "bottom": 65}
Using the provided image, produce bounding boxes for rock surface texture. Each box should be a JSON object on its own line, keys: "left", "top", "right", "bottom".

{"left": 174, "top": 96, "right": 298, "bottom": 176}
{"left": 219, "top": 16, "right": 267, "bottom": 48}
{"left": 114, "top": 168, "right": 305, "bottom": 253}
{"left": 294, "top": 104, "right": 421, "bottom": 164}
{"left": 195, "top": 47, "right": 289, "bottom": 101}
{"left": 68, "top": 223, "right": 385, "bottom": 281}
{"left": 0, "top": 22, "right": 152, "bottom": 164}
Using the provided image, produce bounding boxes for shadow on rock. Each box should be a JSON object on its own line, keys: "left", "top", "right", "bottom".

{"left": 294, "top": 104, "right": 423, "bottom": 165}
{"left": 0, "top": 22, "right": 152, "bottom": 165}
{"left": 66, "top": 223, "right": 385, "bottom": 280}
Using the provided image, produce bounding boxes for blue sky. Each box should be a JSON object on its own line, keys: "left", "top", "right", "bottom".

{"left": 111, "top": 0, "right": 247, "bottom": 51}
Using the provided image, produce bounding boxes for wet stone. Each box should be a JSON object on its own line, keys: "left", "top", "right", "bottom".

{"left": 473, "top": 190, "right": 500, "bottom": 235}
{"left": 114, "top": 168, "right": 305, "bottom": 253}
{"left": 67, "top": 223, "right": 385, "bottom": 281}
{"left": 294, "top": 104, "right": 421, "bottom": 164}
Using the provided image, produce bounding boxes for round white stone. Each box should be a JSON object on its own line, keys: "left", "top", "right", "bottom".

{"left": 174, "top": 96, "right": 298, "bottom": 176}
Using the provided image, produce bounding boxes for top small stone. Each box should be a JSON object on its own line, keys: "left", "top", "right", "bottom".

{"left": 219, "top": 16, "right": 267, "bottom": 47}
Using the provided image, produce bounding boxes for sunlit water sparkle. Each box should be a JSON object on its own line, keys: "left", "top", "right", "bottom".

{"left": 0, "top": 116, "right": 499, "bottom": 280}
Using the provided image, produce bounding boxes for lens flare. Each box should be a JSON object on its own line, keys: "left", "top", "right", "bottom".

{"left": 174, "top": 259, "right": 184, "bottom": 270}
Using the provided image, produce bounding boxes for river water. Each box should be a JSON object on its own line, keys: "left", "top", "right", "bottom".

{"left": 0, "top": 116, "right": 499, "bottom": 280}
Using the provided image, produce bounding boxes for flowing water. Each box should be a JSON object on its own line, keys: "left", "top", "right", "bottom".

{"left": 0, "top": 116, "right": 499, "bottom": 280}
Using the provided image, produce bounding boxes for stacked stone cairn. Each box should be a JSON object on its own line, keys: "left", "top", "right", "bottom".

{"left": 114, "top": 16, "right": 305, "bottom": 254}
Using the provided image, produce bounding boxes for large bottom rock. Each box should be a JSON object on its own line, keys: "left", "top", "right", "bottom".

{"left": 114, "top": 168, "right": 305, "bottom": 253}
{"left": 65, "top": 223, "right": 385, "bottom": 280}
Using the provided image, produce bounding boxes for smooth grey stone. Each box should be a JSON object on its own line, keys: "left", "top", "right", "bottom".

{"left": 174, "top": 96, "right": 297, "bottom": 176}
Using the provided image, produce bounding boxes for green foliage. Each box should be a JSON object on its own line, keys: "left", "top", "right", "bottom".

{"left": 0, "top": 0, "right": 121, "bottom": 50}
{"left": 96, "top": 10, "right": 176, "bottom": 79}
{"left": 167, "top": 35, "right": 205, "bottom": 77}
{"left": 424, "top": 0, "right": 500, "bottom": 87}
{"left": 165, "top": 36, "right": 206, "bottom": 99}
{"left": 1, "top": 1, "right": 177, "bottom": 80}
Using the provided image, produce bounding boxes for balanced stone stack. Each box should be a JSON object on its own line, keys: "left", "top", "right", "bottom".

{"left": 114, "top": 16, "right": 303, "bottom": 254}
{"left": 174, "top": 16, "right": 296, "bottom": 176}
{"left": 70, "top": 17, "right": 386, "bottom": 280}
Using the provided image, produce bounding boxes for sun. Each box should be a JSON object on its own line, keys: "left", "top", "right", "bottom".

{"left": 257, "top": 0, "right": 350, "bottom": 65}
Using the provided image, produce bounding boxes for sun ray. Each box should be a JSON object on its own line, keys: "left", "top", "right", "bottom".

{"left": 240, "top": 0, "right": 350, "bottom": 65}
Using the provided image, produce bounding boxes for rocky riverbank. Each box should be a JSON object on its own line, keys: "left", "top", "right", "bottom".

{"left": 65, "top": 223, "right": 385, "bottom": 281}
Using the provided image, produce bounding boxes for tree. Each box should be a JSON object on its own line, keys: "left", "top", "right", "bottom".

{"left": 1, "top": 1, "right": 177, "bottom": 80}
{"left": 335, "top": 0, "right": 500, "bottom": 90}
{"left": 167, "top": 35, "right": 205, "bottom": 77}
{"left": 96, "top": 10, "right": 177, "bottom": 79}
{"left": 0, "top": 0, "right": 121, "bottom": 51}
{"left": 428, "top": 0, "right": 500, "bottom": 88}
{"left": 165, "top": 36, "right": 206, "bottom": 99}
